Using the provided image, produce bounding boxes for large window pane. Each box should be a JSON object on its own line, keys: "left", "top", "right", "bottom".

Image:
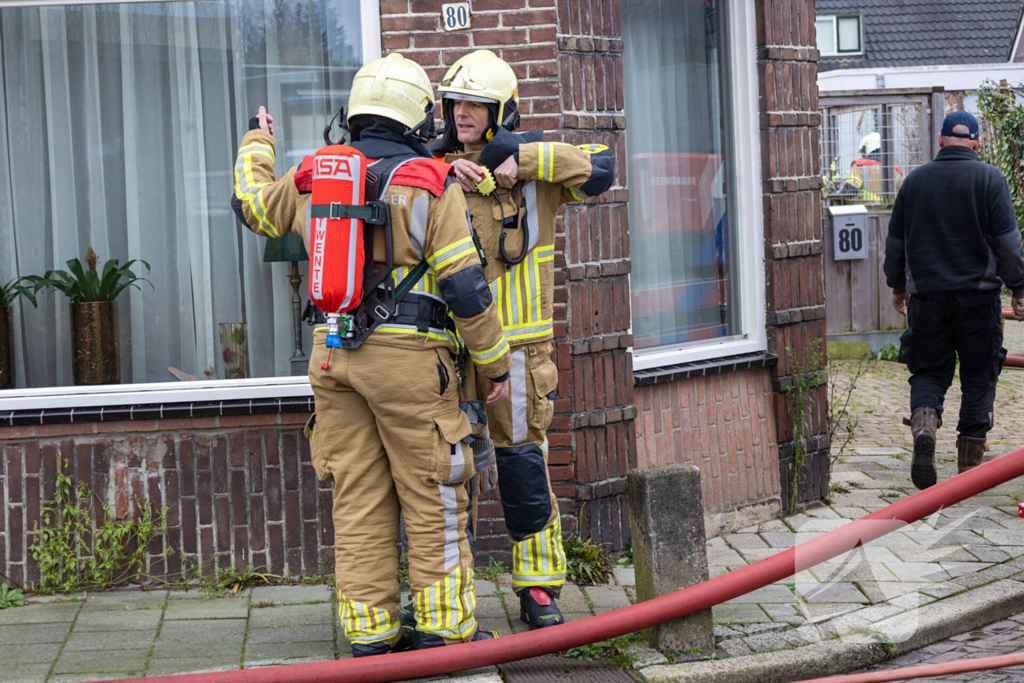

{"left": 0, "top": 0, "right": 363, "bottom": 389}
{"left": 622, "top": 0, "right": 737, "bottom": 352}
{"left": 837, "top": 17, "right": 860, "bottom": 52}
{"left": 816, "top": 18, "right": 835, "bottom": 54}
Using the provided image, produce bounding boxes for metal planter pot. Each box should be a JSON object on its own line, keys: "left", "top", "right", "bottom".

{"left": 0, "top": 305, "right": 12, "bottom": 389}
{"left": 71, "top": 301, "right": 120, "bottom": 385}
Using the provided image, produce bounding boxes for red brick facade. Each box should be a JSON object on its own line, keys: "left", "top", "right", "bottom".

{"left": 0, "top": 415, "right": 329, "bottom": 587}
{"left": 757, "top": 1, "right": 830, "bottom": 512}
{"left": 0, "top": 0, "right": 827, "bottom": 581}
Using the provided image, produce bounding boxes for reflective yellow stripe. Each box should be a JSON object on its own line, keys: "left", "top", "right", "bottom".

{"left": 249, "top": 189, "right": 280, "bottom": 238}
{"left": 569, "top": 186, "right": 586, "bottom": 201}
{"left": 469, "top": 336, "right": 509, "bottom": 365}
{"left": 413, "top": 567, "right": 477, "bottom": 640}
{"left": 512, "top": 517, "right": 566, "bottom": 588}
{"left": 545, "top": 142, "right": 555, "bottom": 182}
{"left": 537, "top": 142, "right": 546, "bottom": 181}
{"left": 515, "top": 259, "right": 526, "bottom": 323}
{"left": 428, "top": 236, "right": 476, "bottom": 271}
{"left": 338, "top": 592, "right": 400, "bottom": 644}
{"left": 240, "top": 141, "right": 275, "bottom": 161}
{"left": 502, "top": 320, "right": 553, "bottom": 343}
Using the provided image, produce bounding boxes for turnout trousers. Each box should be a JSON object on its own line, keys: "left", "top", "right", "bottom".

{"left": 470, "top": 340, "right": 567, "bottom": 594}
{"left": 900, "top": 290, "right": 1007, "bottom": 438}
{"left": 305, "top": 337, "right": 480, "bottom": 646}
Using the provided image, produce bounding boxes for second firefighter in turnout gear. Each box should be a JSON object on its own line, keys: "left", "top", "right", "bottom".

{"left": 432, "top": 49, "right": 616, "bottom": 629}
{"left": 231, "top": 53, "right": 511, "bottom": 655}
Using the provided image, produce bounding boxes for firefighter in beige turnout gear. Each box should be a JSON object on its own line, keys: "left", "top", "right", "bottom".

{"left": 432, "top": 50, "right": 616, "bottom": 629}
{"left": 231, "top": 53, "right": 511, "bottom": 655}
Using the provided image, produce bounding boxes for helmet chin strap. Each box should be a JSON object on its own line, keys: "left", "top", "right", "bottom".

{"left": 323, "top": 107, "right": 349, "bottom": 146}
{"left": 405, "top": 103, "right": 440, "bottom": 144}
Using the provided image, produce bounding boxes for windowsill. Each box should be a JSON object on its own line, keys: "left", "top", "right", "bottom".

{"left": 0, "top": 376, "right": 314, "bottom": 414}
{"left": 633, "top": 351, "right": 777, "bottom": 386}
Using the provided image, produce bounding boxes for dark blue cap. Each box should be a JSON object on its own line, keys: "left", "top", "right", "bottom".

{"left": 941, "top": 110, "right": 979, "bottom": 140}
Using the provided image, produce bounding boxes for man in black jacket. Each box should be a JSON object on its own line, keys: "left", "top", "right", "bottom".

{"left": 884, "top": 110, "right": 1024, "bottom": 490}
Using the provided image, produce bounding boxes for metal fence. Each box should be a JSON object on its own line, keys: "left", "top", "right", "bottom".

{"left": 819, "top": 89, "right": 944, "bottom": 205}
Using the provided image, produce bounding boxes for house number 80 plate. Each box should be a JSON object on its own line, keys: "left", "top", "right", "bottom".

{"left": 442, "top": 3, "right": 471, "bottom": 31}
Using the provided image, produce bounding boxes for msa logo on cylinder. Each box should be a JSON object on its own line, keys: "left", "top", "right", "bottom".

{"left": 314, "top": 156, "right": 357, "bottom": 180}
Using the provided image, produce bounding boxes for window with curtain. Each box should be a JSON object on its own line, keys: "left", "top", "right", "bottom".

{"left": 622, "top": 0, "right": 739, "bottom": 354}
{"left": 0, "top": 0, "right": 365, "bottom": 390}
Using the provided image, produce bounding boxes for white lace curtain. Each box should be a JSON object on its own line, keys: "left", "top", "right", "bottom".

{"left": 0, "top": 0, "right": 362, "bottom": 388}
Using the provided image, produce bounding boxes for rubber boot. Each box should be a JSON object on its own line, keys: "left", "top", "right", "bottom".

{"left": 905, "top": 407, "right": 940, "bottom": 490}
{"left": 412, "top": 627, "right": 497, "bottom": 650}
{"left": 519, "top": 587, "right": 565, "bottom": 629}
{"left": 957, "top": 434, "right": 987, "bottom": 474}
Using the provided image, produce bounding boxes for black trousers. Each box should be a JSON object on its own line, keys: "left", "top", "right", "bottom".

{"left": 899, "top": 290, "right": 1007, "bottom": 438}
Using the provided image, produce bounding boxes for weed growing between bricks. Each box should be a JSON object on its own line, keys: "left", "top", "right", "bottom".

{"left": 30, "top": 457, "right": 167, "bottom": 595}
{"left": 785, "top": 340, "right": 826, "bottom": 511}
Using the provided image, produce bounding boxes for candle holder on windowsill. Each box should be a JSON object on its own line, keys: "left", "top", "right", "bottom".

{"left": 263, "top": 233, "right": 309, "bottom": 376}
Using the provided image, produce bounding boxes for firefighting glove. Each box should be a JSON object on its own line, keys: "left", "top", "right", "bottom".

{"left": 479, "top": 128, "right": 544, "bottom": 172}
{"left": 460, "top": 400, "right": 498, "bottom": 496}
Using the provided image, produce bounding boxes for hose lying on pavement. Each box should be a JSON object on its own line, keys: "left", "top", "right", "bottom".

{"left": 107, "top": 447, "right": 1024, "bottom": 683}
{"left": 792, "top": 651, "right": 1024, "bottom": 683}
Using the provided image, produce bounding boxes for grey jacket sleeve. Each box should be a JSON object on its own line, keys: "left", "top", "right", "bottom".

{"left": 883, "top": 189, "right": 908, "bottom": 295}
{"left": 986, "top": 172, "right": 1024, "bottom": 298}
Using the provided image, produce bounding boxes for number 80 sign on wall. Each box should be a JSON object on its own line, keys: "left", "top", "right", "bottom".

{"left": 441, "top": 3, "right": 471, "bottom": 31}
{"left": 828, "top": 205, "right": 868, "bottom": 261}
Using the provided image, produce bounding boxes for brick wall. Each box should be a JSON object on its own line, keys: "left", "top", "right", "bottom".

{"left": 757, "top": 0, "right": 830, "bottom": 512}
{"left": 634, "top": 369, "right": 782, "bottom": 537}
{"left": 0, "top": 415, "right": 330, "bottom": 587}
{"left": 381, "top": 0, "right": 636, "bottom": 556}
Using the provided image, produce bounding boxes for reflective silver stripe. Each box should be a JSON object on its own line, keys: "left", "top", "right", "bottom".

{"left": 469, "top": 337, "right": 508, "bottom": 363}
{"left": 375, "top": 322, "right": 450, "bottom": 336}
{"left": 523, "top": 181, "right": 540, "bottom": 251}
{"left": 509, "top": 263, "right": 521, "bottom": 324}
{"left": 447, "top": 442, "right": 464, "bottom": 484}
{"left": 410, "top": 194, "right": 429, "bottom": 259}
{"left": 338, "top": 154, "right": 364, "bottom": 310}
{"left": 248, "top": 192, "right": 277, "bottom": 237}
{"left": 348, "top": 623, "right": 400, "bottom": 643}
{"left": 428, "top": 239, "right": 475, "bottom": 269}
{"left": 512, "top": 573, "right": 565, "bottom": 583}
{"left": 545, "top": 143, "right": 555, "bottom": 181}
{"left": 438, "top": 484, "right": 461, "bottom": 571}
{"left": 511, "top": 348, "right": 528, "bottom": 444}
{"left": 503, "top": 321, "right": 553, "bottom": 343}
{"left": 525, "top": 250, "right": 536, "bottom": 323}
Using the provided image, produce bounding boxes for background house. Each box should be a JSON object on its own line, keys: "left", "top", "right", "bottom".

{"left": 0, "top": 0, "right": 826, "bottom": 583}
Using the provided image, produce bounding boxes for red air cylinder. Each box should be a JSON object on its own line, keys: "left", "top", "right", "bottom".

{"left": 309, "top": 145, "right": 368, "bottom": 320}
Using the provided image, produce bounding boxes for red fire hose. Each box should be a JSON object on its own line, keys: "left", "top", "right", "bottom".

{"left": 110, "top": 448, "right": 1024, "bottom": 683}
{"left": 793, "top": 651, "right": 1024, "bottom": 683}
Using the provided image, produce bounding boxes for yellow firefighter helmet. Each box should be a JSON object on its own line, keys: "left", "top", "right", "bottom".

{"left": 346, "top": 53, "right": 435, "bottom": 136}
{"left": 438, "top": 49, "right": 520, "bottom": 135}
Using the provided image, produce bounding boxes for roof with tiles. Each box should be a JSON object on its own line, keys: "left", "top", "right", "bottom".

{"left": 815, "top": 0, "right": 1024, "bottom": 72}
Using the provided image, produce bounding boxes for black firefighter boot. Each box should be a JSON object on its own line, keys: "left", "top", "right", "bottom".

{"left": 957, "top": 434, "right": 987, "bottom": 474}
{"left": 349, "top": 625, "right": 414, "bottom": 658}
{"left": 904, "top": 407, "right": 940, "bottom": 490}
{"left": 519, "top": 587, "right": 565, "bottom": 629}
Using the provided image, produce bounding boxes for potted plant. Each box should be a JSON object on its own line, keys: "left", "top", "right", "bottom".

{"left": 0, "top": 277, "right": 40, "bottom": 389}
{"left": 34, "top": 248, "right": 151, "bottom": 385}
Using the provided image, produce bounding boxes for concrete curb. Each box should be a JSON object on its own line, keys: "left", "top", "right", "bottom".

{"left": 638, "top": 579, "right": 1024, "bottom": 683}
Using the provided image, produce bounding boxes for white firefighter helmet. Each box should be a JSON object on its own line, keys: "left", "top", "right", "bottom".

{"left": 346, "top": 53, "right": 435, "bottom": 137}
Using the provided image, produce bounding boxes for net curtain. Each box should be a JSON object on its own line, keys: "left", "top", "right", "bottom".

{"left": 0, "top": 0, "right": 361, "bottom": 388}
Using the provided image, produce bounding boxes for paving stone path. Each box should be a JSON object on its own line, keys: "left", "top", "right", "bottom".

{"left": 853, "top": 611, "right": 1024, "bottom": 682}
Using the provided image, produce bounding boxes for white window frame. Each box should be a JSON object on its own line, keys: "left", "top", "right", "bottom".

{"left": 0, "top": 0, "right": 382, "bottom": 410}
{"left": 630, "top": 0, "right": 766, "bottom": 373}
{"left": 816, "top": 15, "right": 863, "bottom": 57}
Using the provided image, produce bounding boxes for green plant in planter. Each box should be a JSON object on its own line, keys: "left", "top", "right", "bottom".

{"left": 32, "top": 248, "right": 151, "bottom": 302}
{"left": 0, "top": 277, "right": 41, "bottom": 308}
